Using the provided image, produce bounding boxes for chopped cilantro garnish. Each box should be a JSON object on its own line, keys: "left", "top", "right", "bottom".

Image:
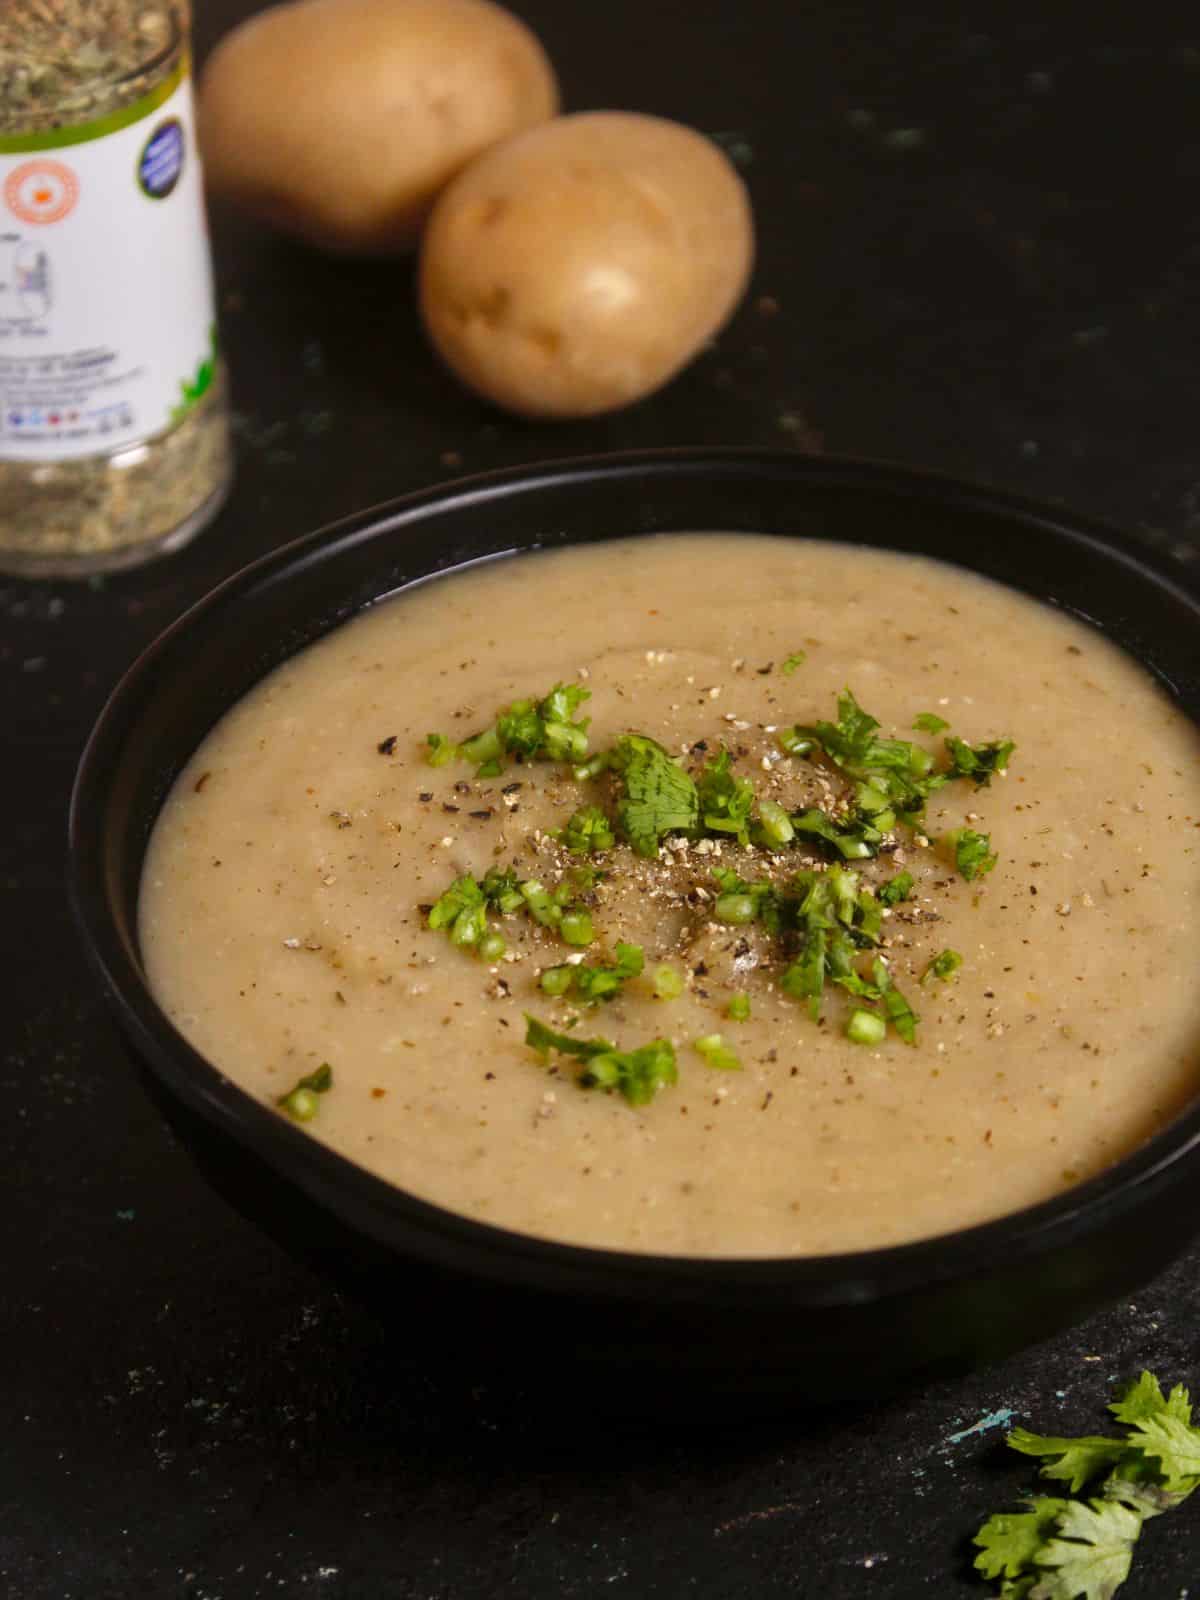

{"left": 277, "top": 1062, "right": 333, "bottom": 1121}
{"left": 696, "top": 747, "right": 756, "bottom": 844}
{"left": 780, "top": 650, "right": 807, "bottom": 674}
{"left": 875, "top": 961, "right": 919, "bottom": 1044}
{"left": 561, "top": 805, "right": 615, "bottom": 855}
{"left": 792, "top": 807, "right": 884, "bottom": 860}
{"left": 429, "top": 682, "right": 592, "bottom": 774}
{"left": 540, "top": 942, "right": 643, "bottom": 1004}
{"left": 948, "top": 827, "right": 998, "bottom": 881}
{"left": 427, "top": 874, "right": 490, "bottom": 949}
{"left": 912, "top": 711, "right": 949, "bottom": 734}
{"left": 782, "top": 689, "right": 947, "bottom": 820}
{"left": 524, "top": 1015, "right": 677, "bottom": 1106}
{"left": 481, "top": 865, "right": 524, "bottom": 914}
{"left": 694, "top": 1033, "right": 742, "bottom": 1071}
{"left": 972, "top": 1371, "right": 1200, "bottom": 1600}
{"left": 945, "top": 735, "right": 1016, "bottom": 786}
{"left": 878, "top": 870, "right": 914, "bottom": 906}
{"left": 610, "top": 734, "right": 699, "bottom": 857}
{"left": 726, "top": 992, "right": 751, "bottom": 1022}
{"left": 921, "top": 947, "right": 963, "bottom": 983}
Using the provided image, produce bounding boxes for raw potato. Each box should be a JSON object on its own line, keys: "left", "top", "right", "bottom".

{"left": 198, "top": 0, "right": 559, "bottom": 255}
{"left": 419, "top": 112, "right": 755, "bottom": 417}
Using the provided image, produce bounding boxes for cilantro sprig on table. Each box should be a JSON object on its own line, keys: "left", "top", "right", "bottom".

{"left": 973, "top": 1372, "right": 1200, "bottom": 1599}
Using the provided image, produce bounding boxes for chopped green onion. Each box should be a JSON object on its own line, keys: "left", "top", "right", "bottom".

{"left": 562, "top": 805, "right": 615, "bottom": 855}
{"left": 846, "top": 1009, "right": 886, "bottom": 1046}
{"left": 727, "top": 993, "right": 751, "bottom": 1022}
{"left": 278, "top": 1062, "right": 333, "bottom": 1120}
{"left": 912, "top": 712, "right": 949, "bottom": 735}
{"left": 653, "top": 964, "right": 685, "bottom": 1000}
{"left": 714, "top": 892, "right": 758, "bottom": 925}
{"left": 425, "top": 732, "right": 457, "bottom": 767}
{"left": 559, "top": 909, "right": 595, "bottom": 947}
{"left": 694, "top": 1033, "right": 742, "bottom": 1071}
{"left": 540, "top": 964, "right": 575, "bottom": 997}
{"left": 524, "top": 1015, "right": 677, "bottom": 1106}
{"left": 755, "top": 798, "right": 795, "bottom": 847}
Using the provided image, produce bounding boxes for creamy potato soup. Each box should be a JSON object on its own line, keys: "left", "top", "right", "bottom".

{"left": 140, "top": 536, "right": 1200, "bottom": 1256}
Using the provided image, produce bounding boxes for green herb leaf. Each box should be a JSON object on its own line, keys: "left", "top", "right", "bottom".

{"left": 1110, "top": 1373, "right": 1192, "bottom": 1429}
{"left": 696, "top": 746, "right": 756, "bottom": 844}
{"left": 878, "top": 870, "right": 915, "bottom": 907}
{"left": 610, "top": 734, "right": 699, "bottom": 857}
{"left": 780, "top": 650, "right": 807, "bottom": 674}
{"left": 913, "top": 711, "right": 950, "bottom": 734}
{"left": 1031, "top": 1495, "right": 1142, "bottom": 1600}
{"left": 921, "top": 947, "right": 963, "bottom": 983}
{"left": 946, "top": 735, "right": 1016, "bottom": 787}
{"left": 792, "top": 806, "right": 884, "bottom": 859}
{"left": 1008, "top": 1430, "right": 1132, "bottom": 1496}
{"left": 784, "top": 688, "right": 948, "bottom": 819}
{"left": 425, "top": 731, "right": 458, "bottom": 767}
{"left": 949, "top": 827, "right": 998, "bottom": 881}
{"left": 974, "top": 1499, "right": 1072, "bottom": 1584}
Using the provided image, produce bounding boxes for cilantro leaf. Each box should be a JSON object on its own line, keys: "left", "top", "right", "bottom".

{"left": 975, "top": 1499, "right": 1072, "bottom": 1582}
{"left": 780, "top": 650, "right": 806, "bottom": 674}
{"left": 783, "top": 688, "right": 947, "bottom": 819}
{"left": 696, "top": 747, "right": 756, "bottom": 844}
{"left": 913, "top": 711, "right": 950, "bottom": 734}
{"left": 1030, "top": 1495, "right": 1142, "bottom": 1600}
{"left": 878, "top": 870, "right": 914, "bottom": 906}
{"left": 611, "top": 734, "right": 699, "bottom": 857}
{"left": 950, "top": 826, "right": 998, "bottom": 881}
{"left": 1008, "top": 1430, "right": 1131, "bottom": 1495}
{"left": 1110, "top": 1372, "right": 1192, "bottom": 1429}
{"left": 792, "top": 806, "right": 884, "bottom": 859}
{"left": 1124, "top": 1415, "right": 1200, "bottom": 1495}
{"left": 921, "top": 947, "right": 963, "bottom": 983}
{"left": 524, "top": 1014, "right": 676, "bottom": 1106}
{"left": 946, "top": 735, "right": 1016, "bottom": 787}
{"left": 431, "top": 682, "right": 591, "bottom": 773}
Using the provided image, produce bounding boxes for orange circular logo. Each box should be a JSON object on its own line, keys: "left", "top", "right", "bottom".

{"left": 5, "top": 159, "right": 79, "bottom": 225}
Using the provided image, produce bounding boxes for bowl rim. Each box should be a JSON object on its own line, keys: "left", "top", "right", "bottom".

{"left": 69, "top": 445, "right": 1200, "bottom": 1308}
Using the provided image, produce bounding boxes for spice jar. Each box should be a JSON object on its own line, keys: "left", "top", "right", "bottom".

{"left": 0, "top": 2, "right": 232, "bottom": 576}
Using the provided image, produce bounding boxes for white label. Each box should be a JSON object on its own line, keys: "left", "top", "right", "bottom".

{"left": 0, "top": 69, "right": 218, "bottom": 462}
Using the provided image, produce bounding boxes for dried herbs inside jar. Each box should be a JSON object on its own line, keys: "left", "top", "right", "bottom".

{"left": 0, "top": 2, "right": 232, "bottom": 575}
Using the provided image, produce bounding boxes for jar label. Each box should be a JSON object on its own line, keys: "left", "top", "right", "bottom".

{"left": 0, "top": 64, "right": 219, "bottom": 463}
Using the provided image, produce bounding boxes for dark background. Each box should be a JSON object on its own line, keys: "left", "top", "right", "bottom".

{"left": 4, "top": 2, "right": 1200, "bottom": 1595}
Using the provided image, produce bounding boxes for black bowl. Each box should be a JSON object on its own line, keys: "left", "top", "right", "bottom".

{"left": 69, "top": 449, "right": 1200, "bottom": 1414}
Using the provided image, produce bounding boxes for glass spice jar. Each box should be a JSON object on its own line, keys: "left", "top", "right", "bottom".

{"left": 0, "top": 1, "right": 232, "bottom": 576}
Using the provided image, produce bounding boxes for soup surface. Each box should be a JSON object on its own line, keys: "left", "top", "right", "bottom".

{"left": 140, "top": 535, "right": 1200, "bottom": 1256}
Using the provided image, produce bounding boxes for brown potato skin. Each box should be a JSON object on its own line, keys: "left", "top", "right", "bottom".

{"left": 418, "top": 112, "right": 755, "bottom": 418}
{"left": 199, "top": 0, "right": 560, "bottom": 255}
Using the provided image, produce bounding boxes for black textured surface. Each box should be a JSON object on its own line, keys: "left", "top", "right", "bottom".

{"left": 4, "top": 3, "right": 1199, "bottom": 1596}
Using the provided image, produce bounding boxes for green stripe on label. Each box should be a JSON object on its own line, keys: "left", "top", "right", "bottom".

{"left": 0, "top": 57, "right": 188, "bottom": 154}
